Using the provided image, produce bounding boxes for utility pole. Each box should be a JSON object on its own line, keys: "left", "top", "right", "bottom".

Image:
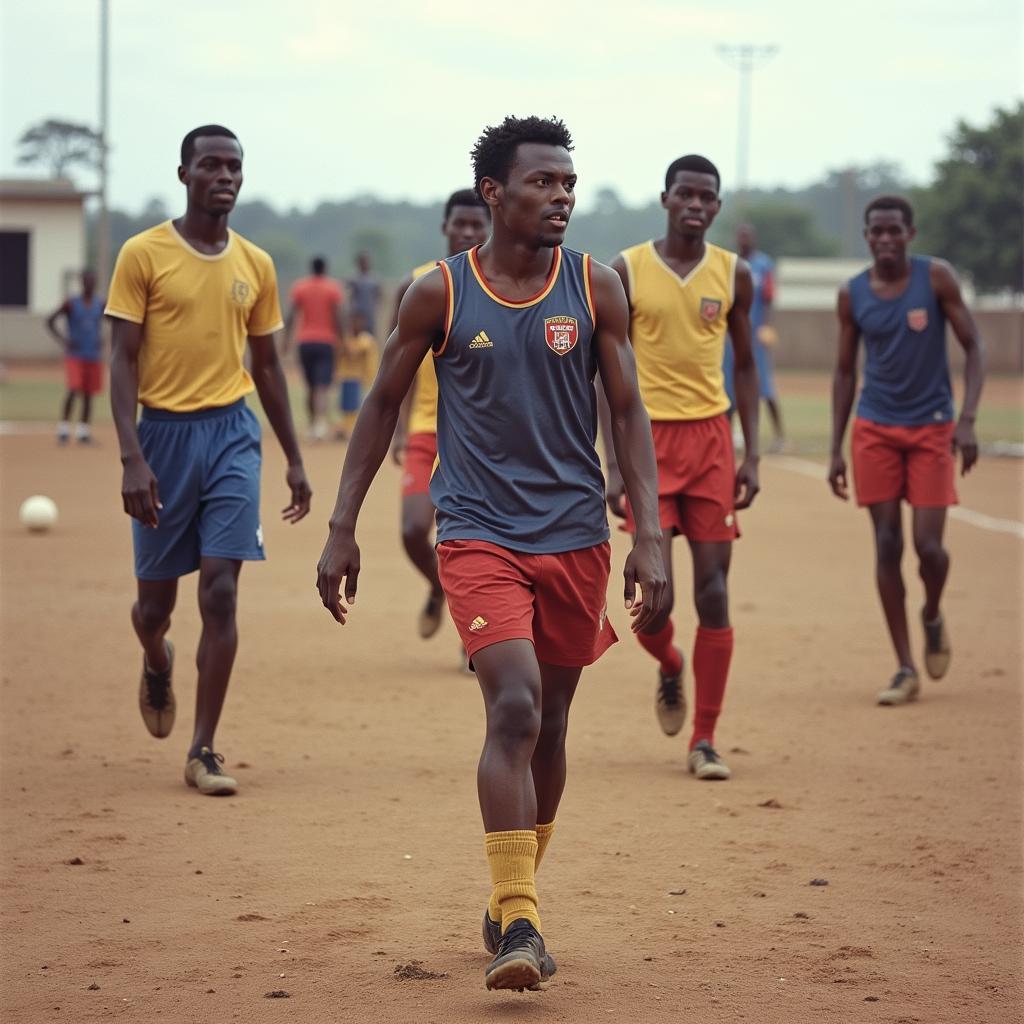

{"left": 716, "top": 44, "right": 778, "bottom": 208}
{"left": 96, "top": 0, "right": 111, "bottom": 291}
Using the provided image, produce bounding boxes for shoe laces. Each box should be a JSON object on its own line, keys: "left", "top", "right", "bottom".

{"left": 143, "top": 664, "right": 172, "bottom": 710}
{"left": 891, "top": 668, "right": 916, "bottom": 688}
{"left": 197, "top": 749, "right": 226, "bottom": 775}
{"left": 658, "top": 671, "right": 682, "bottom": 708}
{"left": 694, "top": 741, "right": 721, "bottom": 763}
{"left": 496, "top": 919, "right": 538, "bottom": 956}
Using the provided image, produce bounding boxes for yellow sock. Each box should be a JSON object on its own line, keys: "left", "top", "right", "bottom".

{"left": 487, "top": 822, "right": 554, "bottom": 924}
{"left": 485, "top": 829, "right": 540, "bottom": 934}
{"left": 535, "top": 820, "right": 556, "bottom": 870}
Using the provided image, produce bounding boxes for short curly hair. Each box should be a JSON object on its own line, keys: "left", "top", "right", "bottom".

{"left": 864, "top": 194, "right": 914, "bottom": 227}
{"left": 471, "top": 116, "right": 574, "bottom": 197}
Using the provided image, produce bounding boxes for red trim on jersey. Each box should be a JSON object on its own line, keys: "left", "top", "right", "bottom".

{"left": 468, "top": 245, "right": 562, "bottom": 307}
{"left": 434, "top": 260, "right": 455, "bottom": 357}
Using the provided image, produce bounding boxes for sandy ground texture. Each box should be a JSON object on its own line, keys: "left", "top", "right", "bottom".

{"left": 1, "top": 423, "right": 1022, "bottom": 1024}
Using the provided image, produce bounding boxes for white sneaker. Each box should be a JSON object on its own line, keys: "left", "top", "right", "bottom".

{"left": 877, "top": 667, "right": 920, "bottom": 706}
{"left": 687, "top": 740, "right": 732, "bottom": 780}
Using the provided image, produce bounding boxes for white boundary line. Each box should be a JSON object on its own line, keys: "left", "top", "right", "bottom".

{"left": 773, "top": 455, "right": 1024, "bottom": 540}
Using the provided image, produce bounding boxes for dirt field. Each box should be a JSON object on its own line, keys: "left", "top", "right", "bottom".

{"left": 1, "top": 406, "right": 1022, "bottom": 1022}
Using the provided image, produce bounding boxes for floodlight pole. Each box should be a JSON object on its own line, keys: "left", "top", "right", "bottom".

{"left": 716, "top": 44, "right": 778, "bottom": 208}
{"left": 96, "top": 0, "right": 111, "bottom": 291}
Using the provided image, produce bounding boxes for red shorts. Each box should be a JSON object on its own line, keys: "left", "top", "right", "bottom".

{"left": 401, "top": 432, "right": 437, "bottom": 498}
{"left": 852, "top": 417, "right": 958, "bottom": 508}
{"left": 65, "top": 357, "right": 103, "bottom": 395}
{"left": 436, "top": 540, "right": 617, "bottom": 667}
{"left": 623, "top": 415, "right": 739, "bottom": 541}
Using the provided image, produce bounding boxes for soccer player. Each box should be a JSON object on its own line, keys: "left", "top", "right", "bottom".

{"left": 284, "top": 255, "right": 345, "bottom": 441}
{"left": 47, "top": 268, "right": 105, "bottom": 444}
{"left": 316, "top": 116, "right": 665, "bottom": 991}
{"left": 829, "top": 195, "right": 983, "bottom": 705}
{"left": 389, "top": 188, "right": 490, "bottom": 640}
{"left": 347, "top": 250, "right": 382, "bottom": 337}
{"left": 106, "top": 125, "right": 312, "bottom": 796}
{"left": 604, "top": 155, "right": 760, "bottom": 782}
{"left": 723, "top": 224, "right": 784, "bottom": 449}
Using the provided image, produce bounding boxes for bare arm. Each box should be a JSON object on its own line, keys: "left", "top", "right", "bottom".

{"left": 595, "top": 256, "right": 631, "bottom": 514}
{"left": 389, "top": 274, "right": 416, "bottom": 464}
{"left": 109, "top": 317, "right": 161, "bottom": 527}
{"left": 828, "top": 285, "right": 860, "bottom": 500}
{"left": 46, "top": 302, "right": 70, "bottom": 347}
{"left": 592, "top": 259, "right": 667, "bottom": 632}
{"left": 316, "top": 270, "right": 446, "bottom": 623}
{"left": 249, "top": 332, "right": 311, "bottom": 523}
{"left": 931, "top": 259, "right": 984, "bottom": 475}
{"left": 727, "top": 261, "right": 760, "bottom": 509}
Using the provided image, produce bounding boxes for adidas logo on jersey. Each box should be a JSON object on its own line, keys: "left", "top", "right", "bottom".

{"left": 468, "top": 615, "right": 488, "bottom": 631}
{"left": 469, "top": 331, "right": 493, "bottom": 349}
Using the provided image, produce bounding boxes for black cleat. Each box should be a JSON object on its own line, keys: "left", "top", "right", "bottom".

{"left": 139, "top": 639, "right": 176, "bottom": 738}
{"left": 655, "top": 648, "right": 686, "bottom": 736}
{"left": 484, "top": 918, "right": 555, "bottom": 991}
{"left": 482, "top": 909, "right": 501, "bottom": 955}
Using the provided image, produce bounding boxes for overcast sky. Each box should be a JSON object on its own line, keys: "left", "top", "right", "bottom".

{"left": 2, "top": 0, "right": 1020, "bottom": 213}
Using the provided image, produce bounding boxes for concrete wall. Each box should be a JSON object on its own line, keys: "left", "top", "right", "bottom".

{"left": 0, "top": 196, "right": 85, "bottom": 359}
{"left": 771, "top": 309, "right": 1024, "bottom": 375}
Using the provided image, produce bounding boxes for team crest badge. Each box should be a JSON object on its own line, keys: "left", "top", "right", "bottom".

{"left": 544, "top": 316, "right": 578, "bottom": 356}
{"left": 700, "top": 297, "right": 722, "bottom": 322}
{"left": 231, "top": 279, "right": 251, "bottom": 304}
{"left": 907, "top": 308, "right": 928, "bottom": 332}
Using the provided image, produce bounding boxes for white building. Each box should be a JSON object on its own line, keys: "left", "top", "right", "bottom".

{"left": 0, "top": 178, "right": 89, "bottom": 359}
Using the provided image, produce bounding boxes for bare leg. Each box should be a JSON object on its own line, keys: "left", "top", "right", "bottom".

{"left": 868, "top": 501, "right": 914, "bottom": 670}
{"left": 473, "top": 639, "right": 542, "bottom": 831}
{"left": 913, "top": 507, "right": 949, "bottom": 621}
{"left": 401, "top": 493, "right": 442, "bottom": 592}
{"left": 81, "top": 392, "right": 93, "bottom": 425}
{"left": 688, "top": 539, "right": 732, "bottom": 628}
{"left": 132, "top": 578, "right": 178, "bottom": 671}
{"left": 531, "top": 663, "right": 583, "bottom": 825}
{"left": 189, "top": 557, "right": 242, "bottom": 757}
{"left": 764, "top": 397, "right": 784, "bottom": 443}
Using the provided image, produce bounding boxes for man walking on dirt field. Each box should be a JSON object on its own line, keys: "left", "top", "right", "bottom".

{"left": 316, "top": 115, "right": 665, "bottom": 992}
{"left": 829, "top": 195, "right": 983, "bottom": 705}
{"left": 106, "top": 124, "right": 311, "bottom": 796}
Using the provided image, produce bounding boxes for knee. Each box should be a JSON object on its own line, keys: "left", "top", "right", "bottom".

{"left": 536, "top": 705, "right": 570, "bottom": 754}
{"left": 914, "top": 535, "right": 947, "bottom": 567}
{"left": 694, "top": 572, "right": 728, "bottom": 624}
{"left": 875, "top": 527, "right": 903, "bottom": 566}
{"left": 486, "top": 685, "right": 542, "bottom": 748}
{"left": 642, "top": 585, "right": 675, "bottom": 635}
{"left": 199, "top": 574, "right": 237, "bottom": 623}
{"left": 135, "top": 596, "right": 172, "bottom": 633}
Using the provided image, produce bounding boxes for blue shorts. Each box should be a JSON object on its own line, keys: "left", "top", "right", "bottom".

{"left": 722, "top": 333, "right": 776, "bottom": 406}
{"left": 133, "top": 399, "right": 264, "bottom": 580}
{"left": 298, "top": 342, "right": 336, "bottom": 388}
{"left": 339, "top": 378, "right": 362, "bottom": 413}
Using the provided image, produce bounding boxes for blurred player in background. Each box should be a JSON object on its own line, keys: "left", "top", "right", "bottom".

{"left": 347, "top": 250, "right": 382, "bottom": 338}
{"left": 829, "top": 195, "right": 983, "bottom": 705}
{"left": 317, "top": 115, "right": 665, "bottom": 991}
{"left": 335, "top": 308, "right": 378, "bottom": 439}
{"left": 723, "top": 224, "right": 784, "bottom": 450}
{"left": 604, "top": 155, "right": 760, "bottom": 782}
{"left": 106, "top": 125, "right": 312, "bottom": 796}
{"left": 389, "top": 188, "right": 490, "bottom": 642}
{"left": 284, "top": 255, "right": 345, "bottom": 441}
{"left": 47, "top": 268, "right": 105, "bottom": 445}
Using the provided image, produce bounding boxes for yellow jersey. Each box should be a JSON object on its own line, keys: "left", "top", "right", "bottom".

{"left": 621, "top": 240, "right": 736, "bottom": 421}
{"left": 407, "top": 260, "right": 439, "bottom": 435}
{"left": 105, "top": 220, "right": 283, "bottom": 413}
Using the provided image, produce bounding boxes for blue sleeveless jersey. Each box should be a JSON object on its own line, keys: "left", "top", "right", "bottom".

{"left": 849, "top": 256, "right": 953, "bottom": 426}
{"left": 67, "top": 295, "right": 104, "bottom": 360}
{"left": 430, "top": 245, "right": 609, "bottom": 554}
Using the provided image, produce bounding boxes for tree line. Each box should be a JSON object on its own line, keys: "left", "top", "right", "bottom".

{"left": 19, "top": 105, "right": 1022, "bottom": 295}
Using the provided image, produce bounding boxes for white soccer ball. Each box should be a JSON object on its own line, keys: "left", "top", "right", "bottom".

{"left": 19, "top": 495, "right": 58, "bottom": 532}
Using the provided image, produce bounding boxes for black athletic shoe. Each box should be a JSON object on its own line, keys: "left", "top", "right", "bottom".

{"left": 484, "top": 918, "right": 555, "bottom": 991}
{"left": 482, "top": 909, "right": 502, "bottom": 955}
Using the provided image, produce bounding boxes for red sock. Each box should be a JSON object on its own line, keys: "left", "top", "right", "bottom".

{"left": 691, "top": 626, "right": 733, "bottom": 750}
{"left": 636, "top": 619, "right": 683, "bottom": 676}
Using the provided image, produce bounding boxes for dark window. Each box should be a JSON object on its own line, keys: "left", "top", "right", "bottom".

{"left": 0, "top": 231, "right": 30, "bottom": 307}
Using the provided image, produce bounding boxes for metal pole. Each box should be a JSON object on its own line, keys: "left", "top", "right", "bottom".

{"left": 96, "top": 0, "right": 110, "bottom": 291}
{"left": 716, "top": 44, "right": 778, "bottom": 208}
